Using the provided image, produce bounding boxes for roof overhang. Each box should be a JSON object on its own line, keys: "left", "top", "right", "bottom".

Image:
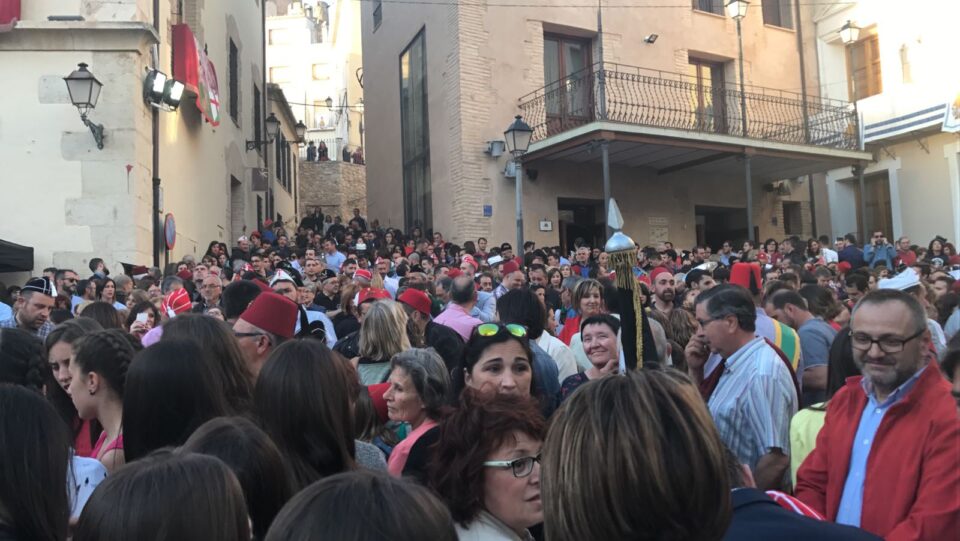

{"left": 523, "top": 121, "right": 873, "bottom": 181}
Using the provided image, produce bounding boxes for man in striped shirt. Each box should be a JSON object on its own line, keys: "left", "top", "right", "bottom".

{"left": 687, "top": 285, "right": 799, "bottom": 491}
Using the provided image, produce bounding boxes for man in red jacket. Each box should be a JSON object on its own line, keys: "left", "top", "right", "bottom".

{"left": 795, "top": 289, "right": 959, "bottom": 541}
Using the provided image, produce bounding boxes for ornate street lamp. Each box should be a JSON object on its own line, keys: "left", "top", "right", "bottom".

{"left": 725, "top": 0, "right": 754, "bottom": 241}
{"left": 63, "top": 62, "right": 105, "bottom": 149}
{"left": 839, "top": 20, "right": 860, "bottom": 45}
{"left": 295, "top": 120, "right": 307, "bottom": 142}
{"left": 504, "top": 115, "right": 533, "bottom": 257}
{"left": 247, "top": 112, "right": 282, "bottom": 151}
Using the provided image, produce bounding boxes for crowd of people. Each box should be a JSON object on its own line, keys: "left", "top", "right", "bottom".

{"left": 0, "top": 209, "right": 957, "bottom": 541}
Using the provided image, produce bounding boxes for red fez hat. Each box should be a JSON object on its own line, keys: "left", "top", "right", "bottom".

{"left": 253, "top": 279, "right": 272, "bottom": 293}
{"left": 447, "top": 268, "right": 463, "bottom": 278}
{"left": 239, "top": 292, "right": 298, "bottom": 339}
{"left": 354, "top": 268, "right": 373, "bottom": 281}
{"left": 358, "top": 288, "right": 391, "bottom": 305}
{"left": 500, "top": 259, "right": 520, "bottom": 275}
{"left": 461, "top": 254, "right": 478, "bottom": 269}
{"left": 162, "top": 288, "right": 193, "bottom": 317}
{"left": 398, "top": 289, "right": 432, "bottom": 316}
{"left": 837, "top": 261, "right": 852, "bottom": 275}
{"left": 649, "top": 266, "right": 672, "bottom": 282}
{"left": 176, "top": 269, "right": 193, "bottom": 281}
{"left": 729, "top": 262, "right": 762, "bottom": 295}
{"left": 366, "top": 383, "right": 390, "bottom": 424}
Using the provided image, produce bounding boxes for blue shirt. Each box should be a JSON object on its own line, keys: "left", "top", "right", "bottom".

{"left": 0, "top": 302, "right": 11, "bottom": 322}
{"left": 323, "top": 250, "right": 346, "bottom": 272}
{"left": 835, "top": 366, "right": 926, "bottom": 527}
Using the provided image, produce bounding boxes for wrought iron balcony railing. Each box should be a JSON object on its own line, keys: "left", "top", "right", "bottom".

{"left": 518, "top": 62, "right": 859, "bottom": 151}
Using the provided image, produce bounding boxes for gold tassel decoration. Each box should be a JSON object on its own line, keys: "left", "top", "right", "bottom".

{"left": 608, "top": 249, "right": 643, "bottom": 369}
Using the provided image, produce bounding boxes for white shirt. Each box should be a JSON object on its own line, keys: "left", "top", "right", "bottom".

{"left": 537, "top": 333, "right": 579, "bottom": 382}
{"left": 70, "top": 456, "right": 107, "bottom": 518}
{"left": 455, "top": 510, "right": 534, "bottom": 541}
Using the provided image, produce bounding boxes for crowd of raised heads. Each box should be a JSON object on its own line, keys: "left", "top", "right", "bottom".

{"left": 0, "top": 209, "right": 956, "bottom": 540}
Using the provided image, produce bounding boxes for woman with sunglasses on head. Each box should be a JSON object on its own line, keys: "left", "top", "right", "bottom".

{"left": 428, "top": 390, "right": 545, "bottom": 541}
{"left": 452, "top": 323, "right": 538, "bottom": 400}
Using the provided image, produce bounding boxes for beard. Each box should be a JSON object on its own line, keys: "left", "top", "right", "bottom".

{"left": 659, "top": 289, "right": 675, "bottom": 302}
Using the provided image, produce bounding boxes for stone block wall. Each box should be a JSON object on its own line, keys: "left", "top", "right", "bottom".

{"left": 299, "top": 160, "right": 368, "bottom": 223}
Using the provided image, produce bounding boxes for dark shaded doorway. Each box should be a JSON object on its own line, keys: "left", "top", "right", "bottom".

{"left": 558, "top": 198, "right": 605, "bottom": 256}
{"left": 695, "top": 205, "right": 748, "bottom": 250}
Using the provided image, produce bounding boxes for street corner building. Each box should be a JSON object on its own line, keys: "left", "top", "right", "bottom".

{"left": 0, "top": 0, "right": 302, "bottom": 281}
{"left": 362, "top": 0, "right": 960, "bottom": 252}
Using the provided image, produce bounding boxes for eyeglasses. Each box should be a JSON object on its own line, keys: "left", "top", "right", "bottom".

{"left": 696, "top": 315, "right": 728, "bottom": 328}
{"left": 233, "top": 332, "right": 267, "bottom": 341}
{"left": 851, "top": 328, "right": 925, "bottom": 353}
{"left": 476, "top": 323, "right": 527, "bottom": 339}
{"left": 483, "top": 452, "right": 541, "bottom": 478}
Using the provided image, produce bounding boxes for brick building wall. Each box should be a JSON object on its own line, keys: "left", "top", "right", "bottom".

{"left": 299, "top": 161, "right": 368, "bottom": 223}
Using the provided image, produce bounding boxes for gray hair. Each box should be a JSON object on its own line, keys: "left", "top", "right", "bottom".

{"left": 389, "top": 348, "right": 450, "bottom": 418}
{"left": 695, "top": 284, "right": 757, "bottom": 333}
{"left": 114, "top": 274, "right": 133, "bottom": 289}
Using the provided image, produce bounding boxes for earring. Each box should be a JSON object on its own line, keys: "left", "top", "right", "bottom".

{"left": 89, "top": 389, "right": 96, "bottom": 396}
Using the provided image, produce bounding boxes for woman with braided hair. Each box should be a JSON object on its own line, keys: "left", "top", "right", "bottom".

{"left": 68, "top": 329, "right": 140, "bottom": 473}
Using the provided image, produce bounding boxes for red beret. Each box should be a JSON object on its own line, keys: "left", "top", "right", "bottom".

{"left": 177, "top": 269, "right": 193, "bottom": 281}
{"left": 354, "top": 269, "right": 373, "bottom": 281}
{"left": 649, "top": 266, "right": 672, "bottom": 282}
{"left": 837, "top": 261, "right": 852, "bottom": 274}
{"left": 500, "top": 259, "right": 520, "bottom": 275}
{"left": 366, "top": 383, "right": 390, "bottom": 424}
{"left": 238, "top": 292, "right": 298, "bottom": 339}
{"left": 729, "top": 262, "right": 762, "bottom": 295}
{"left": 398, "top": 288, "right": 432, "bottom": 316}
{"left": 358, "top": 288, "right": 391, "bottom": 305}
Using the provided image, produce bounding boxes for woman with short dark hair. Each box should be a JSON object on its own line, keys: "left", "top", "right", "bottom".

{"left": 182, "top": 417, "right": 294, "bottom": 540}
{"left": 122, "top": 340, "right": 231, "bottom": 462}
{"left": 452, "top": 323, "right": 539, "bottom": 402}
{"left": 428, "top": 391, "right": 545, "bottom": 540}
{"left": 74, "top": 451, "right": 250, "bottom": 541}
{"left": 254, "top": 340, "right": 356, "bottom": 491}
{"left": 559, "top": 315, "right": 621, "bottom": 401}
{"left": 266, "top": 470, "right": 456, "bottom": 541}
{"left": 0, "top": 385, "right": 71, "bottom": 541}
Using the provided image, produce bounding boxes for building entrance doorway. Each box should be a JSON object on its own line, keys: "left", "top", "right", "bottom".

{"left": 695, "top": 205, "right": 748, "bottom": 250}
{"left": 558, "top": 198, "right": 605, "bottom": 256}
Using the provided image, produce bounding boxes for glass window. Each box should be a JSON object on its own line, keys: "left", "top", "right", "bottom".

{"left": 229, "top": 40, "right": 239, "bottom": 122}
{"left": 692, "top": 0, "right": 723, "bottom": 15}
{"left": 688, "top": 58, "right": 728, "bottom": 134}
{"left": 400, "top": 29, "right": 432, "bottom": 232}
{"left": 762, "top": 0, "right": 793, "bottom": 29}
{"left": 543, "top": 34, "right": 593, "bottom": 135}
{"left": 312, "top": 63, "right": 329, "bottom": 80}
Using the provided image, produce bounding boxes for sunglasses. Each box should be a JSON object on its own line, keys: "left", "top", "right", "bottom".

{"left": 475, "top": 323, "right": 528, "bottom": 339}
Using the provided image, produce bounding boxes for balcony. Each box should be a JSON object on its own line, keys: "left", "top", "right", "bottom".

{"left": 518, "top": 62, "right": 870, "bottom": 180}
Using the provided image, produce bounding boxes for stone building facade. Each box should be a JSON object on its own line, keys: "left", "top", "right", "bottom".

{"left": 299, "top": 160, "right": 367, "bottom": 222}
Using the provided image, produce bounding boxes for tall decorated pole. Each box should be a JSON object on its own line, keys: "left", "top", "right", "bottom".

{"left": 604, "top": 199, "right": 658, "bottom": 369}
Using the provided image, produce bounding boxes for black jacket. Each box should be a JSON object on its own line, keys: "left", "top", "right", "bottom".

{"left": 723, "top": 488, "right": 881, "bottom": 541}
{"left": 424, "top": 321, "right": 465, "bottom": 373}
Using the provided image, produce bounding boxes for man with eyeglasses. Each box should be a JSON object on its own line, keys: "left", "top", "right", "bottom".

{"left": 796, "top": 289, "right": 959, "bottom": 540}
{"left": 192, "top": 275, "right": 223, "bottom": 314}
{"left": 232, "top": 292, "right": 297, "bottom": 381}
{"left": 686, "top": 284, "right": 798, "bottom": 492}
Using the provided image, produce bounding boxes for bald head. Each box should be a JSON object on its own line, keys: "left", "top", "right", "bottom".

{"left": 450, "top": 275, "right": 477, "bottom": 305}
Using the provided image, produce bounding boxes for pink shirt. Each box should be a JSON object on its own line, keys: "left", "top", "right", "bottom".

{"left": 387, "top": 419, "right": 438, "bottom": 477}
{"left": 433, "top": 303, "right": 482, "bottom": 342}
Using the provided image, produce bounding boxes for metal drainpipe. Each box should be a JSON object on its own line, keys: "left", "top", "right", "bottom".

{"left": 152, "top": 0, "right": 161, "bottom": 267}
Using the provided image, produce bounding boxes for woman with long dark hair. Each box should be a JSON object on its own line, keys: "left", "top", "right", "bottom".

{"left": 254, "top": 340, "right": 356, "bottom": 491}
{"left": 68, "top": 329, "right": 139, "bottom": 473}
{"left": 182, "top": 417, "right": 294, "bottom": 540}
{"left": 160, "top": 314, "right": 254, "bottom": 413}
{"left": 74, "top": 451, "right": 250, "bottom": 541}
{"left": 45, "top": 318, "right": 104, "bottom": 456}
{"left": 96, "top": 278, "right": 126, "bottom": 311}
{"left": 122, "top": 340, "right": 231, "bottom": 462}
{"left": 0, "top": 385, "right": 71, "bottom": 541}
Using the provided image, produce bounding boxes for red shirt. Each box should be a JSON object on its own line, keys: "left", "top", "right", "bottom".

{"left": 895, "top": 249, "right": 917, "bottom": 267}
{"left": 558, "top": 315, "right": 581, "bottom": 346}
{"left": 795, "top": 360, "right": 960, "bottom": 541}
